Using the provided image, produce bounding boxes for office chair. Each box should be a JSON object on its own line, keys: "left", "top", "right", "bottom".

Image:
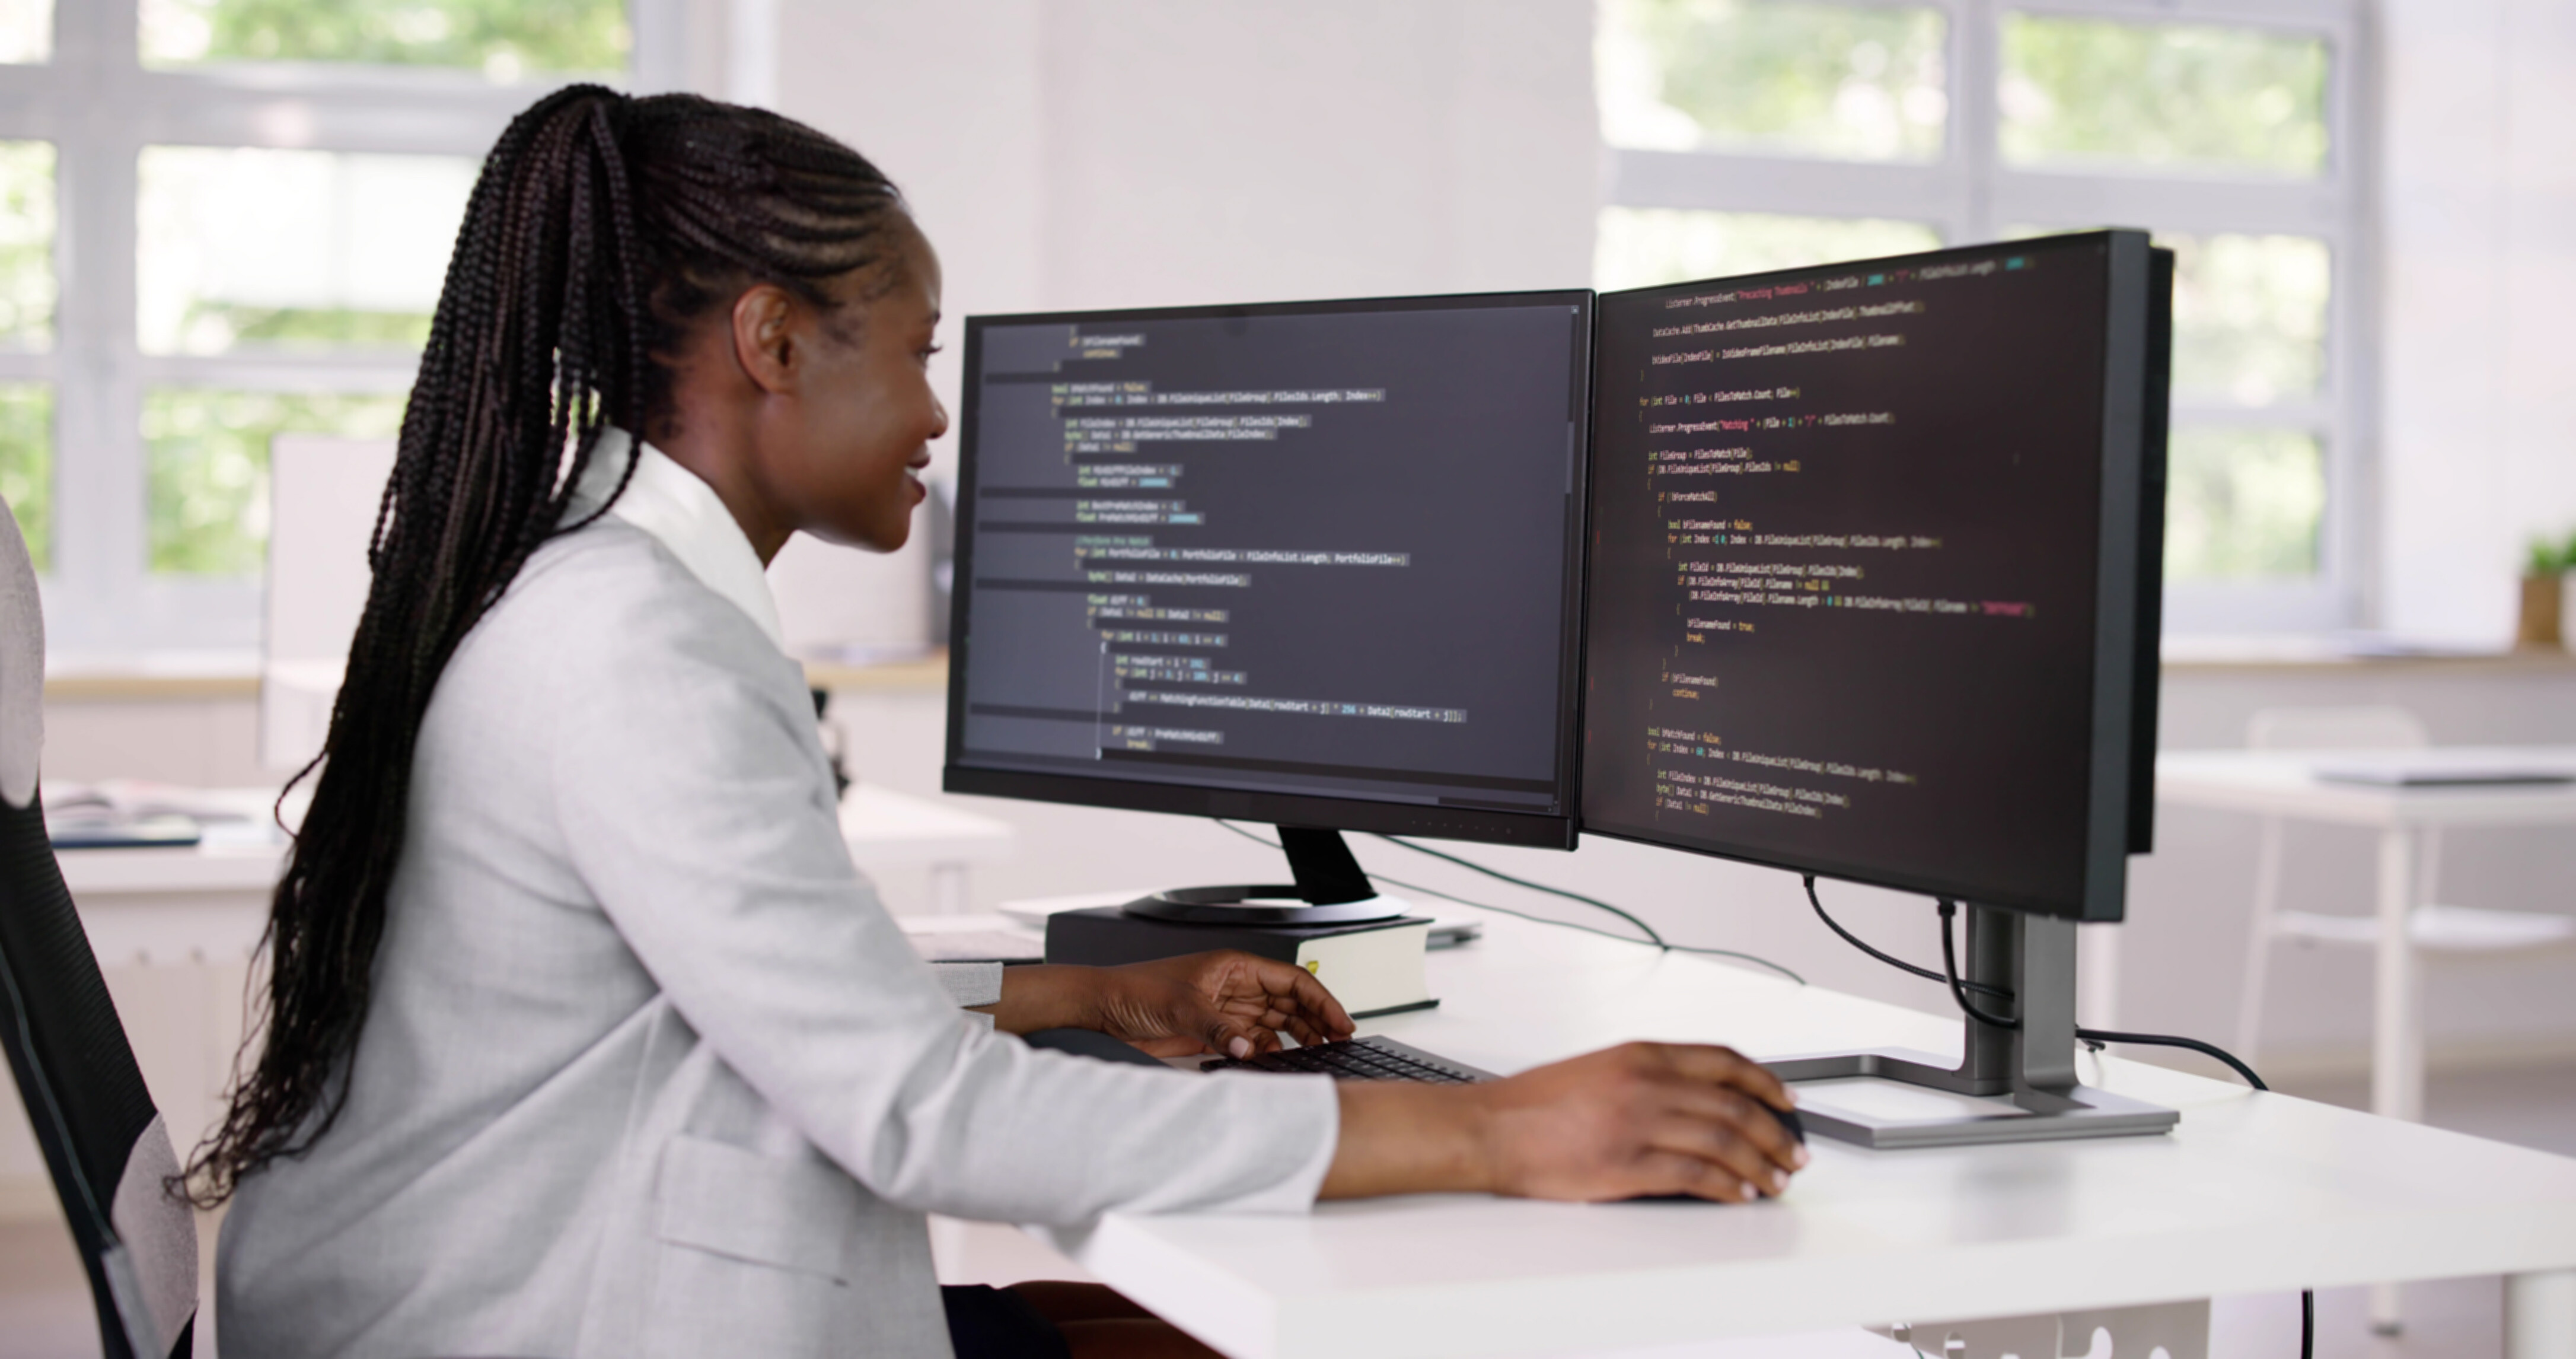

{"left": 0, "top": 501, "right": 199, "bottom": 1358}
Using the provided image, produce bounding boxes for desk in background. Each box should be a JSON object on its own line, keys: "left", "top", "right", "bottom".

{"left": 839, "top": 782, "right": 1017, "bottom": 915}
{"left": 2156, "top": 746, "right": 2576, "bottom": 1126}
{"left": 0, "top": 784, "right": 1018, "bottom": 1219}
{"left": 1028, "top": 903, "right": 2576, "bottom": 1359}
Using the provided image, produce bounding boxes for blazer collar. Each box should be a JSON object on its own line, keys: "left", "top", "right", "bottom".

{"left": 569, "top": 427, "right": 788, "bottom": 653}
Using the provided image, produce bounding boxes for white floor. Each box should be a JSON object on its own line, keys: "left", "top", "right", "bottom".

{"left": 5, "top": 1060, "right": 2568, "bottom": 1359}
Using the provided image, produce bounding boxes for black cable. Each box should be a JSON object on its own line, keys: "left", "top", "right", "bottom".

{"left": 1209, "top": 822, "right": 1807, "bottom": 984}
{"left": 2073, "top": 1028, "right": 2269, "bottom": 1093}
{"left": 1375, "top": 834, "right": 1667, "bottom": 945}
{"left": 1805, "top": 875, "right": 2011, "bottom": 999}
{"left": 1936, "top": 899, "right": 2022, "bottom": 1030}
{"left": 1369, "top": 833, "right": 1804, "bottom": 982}
{"left": 1217, "top": 823, "right": 1650, "bottom": 950}
{"left": 1931, "top": 906, "right": 2306, "bottom": 1359}
{"left": 1802, "top": 877, "right": 2312, "bottom": 1359}
{"left": 2064, "top": 1028, "right": 2300, "bottom": 1358}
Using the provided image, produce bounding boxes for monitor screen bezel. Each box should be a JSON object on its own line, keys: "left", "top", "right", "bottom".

{"left": 942, "top": 288, "right": 1598, "bottom": 852}
{"left": 1573, "top": 230, "right": 2158, "bottom": 919}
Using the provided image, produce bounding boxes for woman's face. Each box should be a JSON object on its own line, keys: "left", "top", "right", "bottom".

{"left": 757, "top": 219, "right": 947, "bottom": 554}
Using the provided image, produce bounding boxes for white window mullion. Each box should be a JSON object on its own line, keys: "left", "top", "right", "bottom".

{"left": 43, "top": 0, "right": 151, "bottom": 661}
{"left": 628, "top": 0, "right": 691, "bottom": 96}
{"left": 138, "top": 356, "right": 420, "bottom": 394}
{"left": 1608, "top": 148, "right": 1956, "bottom": 221}
{"left": 128, "top": 74, "right": 533, "bottom": 157}
{"left": 1994, "top": 174, "right": 2344, "bottom": 238}
{"left": 1951, "top": 0, "right": 2001, "bottom": 242}
{"left": 2319, "top": 0, "right": 2376, "bottom": 630}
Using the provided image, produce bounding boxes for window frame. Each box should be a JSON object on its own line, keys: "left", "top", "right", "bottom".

{"left": 1598, "top": 0, "right": 2373, "bottom": 635}
{"left": 0, "top": 0, "right": 686, "bottom": 666}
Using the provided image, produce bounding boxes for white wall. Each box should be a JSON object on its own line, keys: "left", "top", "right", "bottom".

{"left": 2377, "top": 0, "right": 2576, "bottom": 644}
{"left": 774, "top": 0, "right": 1599, "bottom": 500}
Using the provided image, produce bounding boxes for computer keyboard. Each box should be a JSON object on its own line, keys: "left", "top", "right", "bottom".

{"left": 1200, "top": 1035, "right": 1496, "bottom": 1084}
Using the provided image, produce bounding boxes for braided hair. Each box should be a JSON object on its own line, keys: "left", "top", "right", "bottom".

{"left": 187, "top": 87, "right": 907, "bottom": 1205}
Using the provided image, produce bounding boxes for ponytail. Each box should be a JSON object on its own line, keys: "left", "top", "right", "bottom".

{"left": 189, "top": 87, "right": 904, "bottom": 1204}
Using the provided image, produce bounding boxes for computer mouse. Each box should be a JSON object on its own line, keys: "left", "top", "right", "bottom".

{"left": 1624, "top": 1100, "right": 1805, "bottom": 1202}
{"left": 1771, "top": 1102, "right": 1807, "bottom": 1146}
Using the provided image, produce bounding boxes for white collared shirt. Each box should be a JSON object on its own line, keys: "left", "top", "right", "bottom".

{"left": 570, "top": 427, "right": 787, "bottom": 652}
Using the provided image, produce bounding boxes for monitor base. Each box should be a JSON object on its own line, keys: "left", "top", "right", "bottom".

{"left": 1764, "top": 907, "right": 2178, "bottom": 1148}
{"left": 1122, "top": 825, "right": 1409, "bottom": 925}
{"left": 1765, "top": 1048, "right": 2178, "bottom": 1148}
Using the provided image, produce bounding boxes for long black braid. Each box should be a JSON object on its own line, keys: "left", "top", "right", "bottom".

{"left": 187, "top": 87, "right": 907, "bottom": 1205}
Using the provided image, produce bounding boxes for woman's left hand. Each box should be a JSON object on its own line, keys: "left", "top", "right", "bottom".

{"left": 1086, "top": 951, "right": 1357, "bottom": 1058}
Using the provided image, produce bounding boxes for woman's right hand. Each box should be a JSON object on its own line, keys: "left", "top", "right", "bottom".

{"left": 1319, "top": 1042, "right": 1809, "bottom": 1204}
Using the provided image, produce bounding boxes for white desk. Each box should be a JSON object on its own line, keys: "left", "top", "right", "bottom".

{"left": 2155, "top": 747, "right": 2576, "bottom": 1126}
{"left": 1032, "top": 906, "right": 2576, "bottom": 1359}
{"left": 55, "top": 782, "right": 1019, "bottom": 960}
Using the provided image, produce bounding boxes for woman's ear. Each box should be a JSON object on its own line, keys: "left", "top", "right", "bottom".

{"left": 729, "top": 284, "right": 802, "bottom": 395}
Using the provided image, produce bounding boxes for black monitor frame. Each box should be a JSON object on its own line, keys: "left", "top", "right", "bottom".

{"left": 1576, "top": 230, "right": 2167, "bottom": 922}
{"left": 942, "top": 289, "right": 1597, "bottom": 852}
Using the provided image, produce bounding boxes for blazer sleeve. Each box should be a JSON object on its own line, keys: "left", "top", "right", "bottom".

{"left": 541, "top": 577, "right": 1337, "bottom": 1225}
{"left": 930, "top": 963, "right": 1003, "bottom": 1011}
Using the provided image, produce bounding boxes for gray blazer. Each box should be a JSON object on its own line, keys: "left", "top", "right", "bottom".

{"left": 216, "top": 519, "right": 1337, "bottom": 1358}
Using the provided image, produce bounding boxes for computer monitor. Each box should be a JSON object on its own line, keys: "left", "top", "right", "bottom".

{"left": 1582, "top": 230, "right": 2175, "bottom": 1145}
{"left": 944, "top": 292, "right": 1593, "bottom": 921}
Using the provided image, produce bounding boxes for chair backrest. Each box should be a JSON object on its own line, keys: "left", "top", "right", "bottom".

{"left": 2246, "top": 705, "right": 2431, "bottom": 752}
{"left": 0, "top": 502, "right": 196, "bottom": 1358}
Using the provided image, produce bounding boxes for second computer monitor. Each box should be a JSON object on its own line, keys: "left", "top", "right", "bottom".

{"left": 945, "top": 292, "right": 1593, "bottom": 849}
{"left": 1581, "top": 231, "right": 2163, "bottom": 920}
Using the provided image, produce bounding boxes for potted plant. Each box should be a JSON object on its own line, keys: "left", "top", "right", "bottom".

{"left": 2521, "top": 531, "right": 2576, "bottom": 650}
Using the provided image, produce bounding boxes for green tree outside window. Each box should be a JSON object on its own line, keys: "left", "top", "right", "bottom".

{"left": 2164, "top": 428, "right": 2325, "bottom": 580}
{"left": 0, "top": 0, "right": 47, "bottom": 64}
{"left": 2163, "top": 232, "right": 2330, "bottom": 404}
{"left": 0, "top": 141, "right": 54, "bottom": 348}
{"left": 146, "top": 389, "right": 405, "bottom": 576}
{"left": 142, "top": 0, "right": 629, "bottom": 75}
{"left": 2001, "top": 15, "right": 2329, "bottom": 176}
{"left": 1601, "top": 0, "right": 1948, "bottom": 161}
{"left": 1597, "top": 208, "right": 1940, "bottom": 291}
{"left": 0, "top": 384, "right": 49, "bottom": 571}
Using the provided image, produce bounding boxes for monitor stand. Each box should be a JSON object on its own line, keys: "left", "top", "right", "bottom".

{"left": 1121, "top": 826, "right": 1410, "bottom": 925}
{"left": 1763, "top": 905, "right": 2178, "bottom": 1148}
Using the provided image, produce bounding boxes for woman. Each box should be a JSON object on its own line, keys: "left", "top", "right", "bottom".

{"left": 193, "top": 87, "right": 1806, "bottom": 1359}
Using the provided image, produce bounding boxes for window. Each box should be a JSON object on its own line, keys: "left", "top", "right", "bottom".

{"left": 1595, "top": 208, "right": 1941, "bottom": 290}
{"left": 1596, "top": 0, "right": 2365, "bottom": 634}
{"left": 0, "top": 2, "right": 680, "bottom": 664}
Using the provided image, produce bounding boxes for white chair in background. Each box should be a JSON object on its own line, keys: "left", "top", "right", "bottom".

{"left": 262, "top": 435, "right": 400, "bottom": 773}
{"left": 2234, "top": 705, "right": 2576, "bottom": 1065}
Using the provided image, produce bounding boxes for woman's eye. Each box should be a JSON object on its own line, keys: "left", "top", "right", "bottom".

{"left": 917, "top": 343, "right": 944, "bottom": 365}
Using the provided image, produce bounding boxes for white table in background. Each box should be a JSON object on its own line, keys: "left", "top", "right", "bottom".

{"left": 1029, "top": 903, "right": 2576, "bottom": 1359}
{"left": 55, "top": 782, "right": 1019, "bottom": 954}
{"left": 37, "top": 784, "right": 1015, "bottom": 1172}
{"left": 2155, "top": 746, "right": 2576, "bottom": 1128}
{"left": 59, "top": 788, "right": 291, "bottom": 969}
{"left": 839, "top": 783, "right": 1017, "bottom": 913}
